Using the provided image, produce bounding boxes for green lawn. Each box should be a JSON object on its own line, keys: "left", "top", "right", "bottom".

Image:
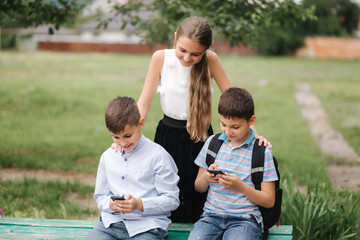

{"left": 1, "top": 51, "right": 359, "bottom": 183}
{"left": 1, "top": 51, "right": 360, "bottom": 238}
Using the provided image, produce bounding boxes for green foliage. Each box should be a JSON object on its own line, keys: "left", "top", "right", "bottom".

{"left": 257, "top": 0, "right": 360, "bottom": 55}
{"left": 0, "top": 0, "right": 90, "bottom": 34}
{"left": 0, "top": 32, "right": 16, "bottom": 49}
{"left": 255, "top": 24, "right": 305, "bottom": 55}
{"left": 302, "top": 0, "right": 345, "bottom": 36}
{"left": 99, "top": 0, "right": 314, "bottom": 49}
{"left": 331, "top": 0, "right": 360, "bottom": 34}
{"left": 281, "top": 178, "right": 360, "bottom": 239}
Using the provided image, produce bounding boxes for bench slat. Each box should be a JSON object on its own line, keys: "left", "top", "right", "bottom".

{"left": 269, "top": 225, "right": 293, "bottom": 235}
{"left": 168, "top": 223, "right": 193, "bottom": 232}
{"left": 268, "top": 236, "right": 293, "bottom": 240}
{"left": 0, "top": 217, "right": 97, "bottom": 228}
{"left": 0, "top": 217, "right": 292, "bottom": 240}
{"left": 0, "top": 225, "right": 90, "bottom": 239}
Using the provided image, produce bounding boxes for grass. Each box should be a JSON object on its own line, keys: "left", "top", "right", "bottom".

{"left": 0, "top": 178, "right": 98, "bottom": 219}
{"left": 1, "top": 51, "right": 358, "bottom": 183}
{"left": 1, "top": 51, "right": 360, "bottom": 238}
{"left": 1, "top": 51, "right": 359, "bottom": 181}
{"left": 0, "top": 51, "right": 152, "bottom": 172}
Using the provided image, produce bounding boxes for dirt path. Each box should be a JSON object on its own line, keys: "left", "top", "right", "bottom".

{"left": 0, "top": 168, "right": 96, "bottom": 186}
{"left": 295, "top": 83, "right": 360, "bottom": 191}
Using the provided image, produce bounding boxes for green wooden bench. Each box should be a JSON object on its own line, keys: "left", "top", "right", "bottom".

{"left": 0, "top": 217, "right": 292, "bottom": 239}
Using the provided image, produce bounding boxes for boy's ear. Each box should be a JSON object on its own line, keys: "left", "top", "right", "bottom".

{"left": 249, "top": 115, "right": 256, "bottom": 125}
{"left": 139, "top": 118, "right": 145, "bottom": 128}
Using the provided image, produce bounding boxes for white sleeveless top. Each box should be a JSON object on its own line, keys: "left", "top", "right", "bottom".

{"left": 157, "top": 49, "right": 213, "bottom": 120}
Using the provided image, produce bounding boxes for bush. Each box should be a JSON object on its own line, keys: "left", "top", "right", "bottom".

{"left": 281, "top": 178, "right": 360, "bottom": 240}
{"left": 256, "top": 0, "right": 360, "bottom": 55}
{"left": 256, "top": 25, "right": 305, "bottom": 56}
{"left": 1, "top": 32, "right": 16, "bottom": 49}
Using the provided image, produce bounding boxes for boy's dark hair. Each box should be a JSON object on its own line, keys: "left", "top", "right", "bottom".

{"left": 105, "top": 96, "right": 141, "bottom": 133}
{"left": 218, "top": 87, "right": 254, "bottom": 121}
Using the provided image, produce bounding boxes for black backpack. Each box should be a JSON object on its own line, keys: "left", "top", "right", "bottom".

{"left": 205, "top": 133, "right": 282, "bottom": 240}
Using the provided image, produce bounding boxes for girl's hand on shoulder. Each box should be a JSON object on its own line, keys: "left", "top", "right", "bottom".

{"left": 111, "top": 143, "right": 122, "bottom": 152}
{"left": 256, "top": 135, "right": 272, "bottom": 149}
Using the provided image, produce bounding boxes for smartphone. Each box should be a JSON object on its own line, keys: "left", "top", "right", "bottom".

{"left": 111, "top": 195, "right": 125, "bottom": 201}
{"left": 207, "top": 169, "right": 224, "bottom": 175}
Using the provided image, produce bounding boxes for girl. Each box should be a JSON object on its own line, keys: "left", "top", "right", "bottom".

{"left": 117, "top": 16, "right": 270, "bottom": 223}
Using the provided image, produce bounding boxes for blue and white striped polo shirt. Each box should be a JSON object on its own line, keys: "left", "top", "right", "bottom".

{"left": 194, "top": 129, "right": 278, "bottom": 224}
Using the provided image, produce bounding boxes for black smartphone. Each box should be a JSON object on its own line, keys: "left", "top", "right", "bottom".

{"left": 111, "top": 195, "right": 125, "bottom": 201}
{"left": 207, "top": 169, "right": 224, "bottom": 175}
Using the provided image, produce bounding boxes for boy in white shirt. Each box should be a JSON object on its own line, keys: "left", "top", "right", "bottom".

{"left": 86, "top": 96, "right": 180, "bottom": 239}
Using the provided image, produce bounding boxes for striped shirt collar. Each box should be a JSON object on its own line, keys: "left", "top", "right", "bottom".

{"left": 218, "top": 128, "right": 255, "bottom": 148}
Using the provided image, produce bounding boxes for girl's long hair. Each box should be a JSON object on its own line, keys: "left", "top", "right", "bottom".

{"left": 175, "top": 17, "right": 213, "bottom": 142}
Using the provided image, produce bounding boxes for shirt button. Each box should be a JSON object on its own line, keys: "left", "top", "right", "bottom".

{"left": 122, "top": 176, "right": 125, "bottom": 179}
{"left": 124, "top": 158, "right": 127, "bottom": 161}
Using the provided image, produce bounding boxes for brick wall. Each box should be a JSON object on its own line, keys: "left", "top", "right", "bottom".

{"left": 38, "top": 41, "right": 167, "bottom": 54}
{"left": 37, "top": 41, "right": 257, "bottom": 55}
{"left": 296, "top": 37, "right": 360, "bottom": 59}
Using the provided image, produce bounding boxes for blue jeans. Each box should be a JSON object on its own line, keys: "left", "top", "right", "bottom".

{"left": 86, "top": 220, "right": 168, "bottom": 240}
{"left": 188, "top": 213, "right": 262, "bottom": 240}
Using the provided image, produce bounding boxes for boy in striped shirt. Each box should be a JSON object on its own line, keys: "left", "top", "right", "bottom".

{"left": 188, "top": 87, "right": 278, "bottom": 240}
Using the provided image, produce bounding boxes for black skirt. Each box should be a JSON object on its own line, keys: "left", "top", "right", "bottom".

{"left": 154, "top": 115, "right": 213, "bottom": 223}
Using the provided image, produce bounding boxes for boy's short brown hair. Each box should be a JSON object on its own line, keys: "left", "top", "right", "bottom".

{"left": 105, "top": 96, "right": 141, "bottom": 133}
{"left": 218, "top": 87, "right": 254, "bottom": 121}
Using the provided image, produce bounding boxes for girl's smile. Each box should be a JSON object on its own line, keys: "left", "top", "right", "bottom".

{"left": 175, "top": 36, "right": 206, "bottom": 67}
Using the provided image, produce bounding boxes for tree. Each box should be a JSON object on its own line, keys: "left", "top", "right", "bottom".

{"left": 0, "top": 0, "right": 90, "bottom": 34}
{"left": 253, "top": 0, "right": 360, "bottom": 55}
{"left": 330, "top": 0, "right": 360, "bottom": 34}
{"left": 98, "top": 0, "right": 315, "bottom": 49}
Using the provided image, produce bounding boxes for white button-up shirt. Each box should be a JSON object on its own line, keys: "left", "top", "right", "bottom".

{"left": 94, "top": 135, "right": 180, "bottom": 237}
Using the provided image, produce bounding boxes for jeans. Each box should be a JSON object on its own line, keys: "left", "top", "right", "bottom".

{"left": 188, "top": 213, "right": 262, "bottom": 240}
{"left": 86, "top": 220, "right": 168, "bottom": 240}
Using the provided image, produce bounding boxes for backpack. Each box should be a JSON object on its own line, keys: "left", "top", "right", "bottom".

{"left": 205, "top": 133, "right": 283, "bottom": 240}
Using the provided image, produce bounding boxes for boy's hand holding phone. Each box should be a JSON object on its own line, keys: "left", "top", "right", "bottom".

{"left": 110, "top": 194, "right": 125, "bottom": 212}
{"left": 111, "top": 194, "right": 125, "bottom": 201}
{"left": 207, "top": 164, "right": 225, "bottom": 183}
{"left": 110, "top": 194, "right": 144, "bottom": 213}
{"left": 218, "top": 173, "right": 245, "bottom": 192}
{"left": 207, "top": 169, "right": 224, "bottom": 175}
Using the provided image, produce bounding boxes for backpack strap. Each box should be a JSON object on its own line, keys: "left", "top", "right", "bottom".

{"left": 251, "top": 139, "right": 265, "bottom": 191}
{"left": 206, "top": 133, "right": 224, "bottom": 167}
